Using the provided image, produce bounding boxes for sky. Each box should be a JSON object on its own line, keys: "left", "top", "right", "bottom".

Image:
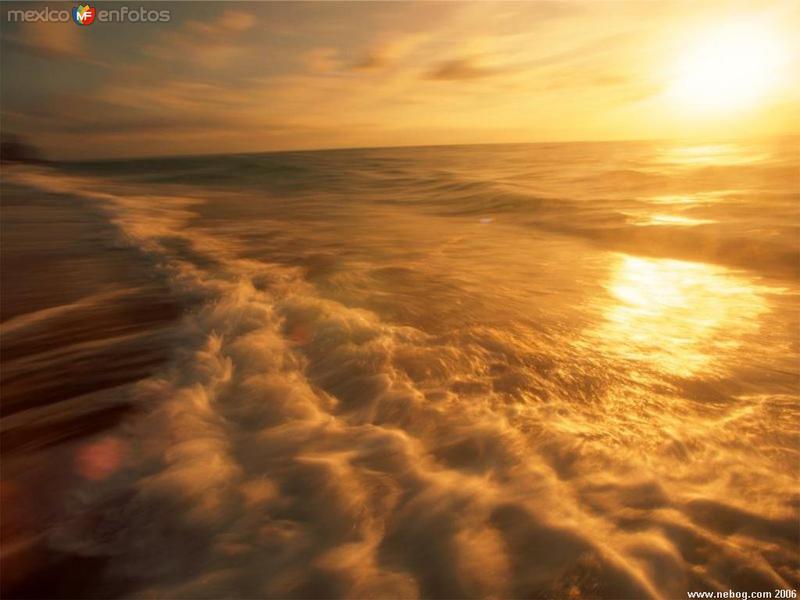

{"left": 1, "top": 0, "right": 799, "bottom": 159}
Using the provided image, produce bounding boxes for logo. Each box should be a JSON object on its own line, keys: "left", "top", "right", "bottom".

{"left": 72, "top": 4, "right": 95, "bottom": 26}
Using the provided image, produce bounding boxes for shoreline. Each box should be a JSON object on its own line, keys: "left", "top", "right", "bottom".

{"left": 0, "top": 173, "right": 184, "bottom": 598}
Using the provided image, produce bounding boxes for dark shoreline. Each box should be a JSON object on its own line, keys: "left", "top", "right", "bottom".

{"left": 0, "top": 175, "right": 183, "bottom": 598}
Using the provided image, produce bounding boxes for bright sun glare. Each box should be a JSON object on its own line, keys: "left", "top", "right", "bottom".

{"left": 669, "top": 21, "right": 787, "bottom": 112}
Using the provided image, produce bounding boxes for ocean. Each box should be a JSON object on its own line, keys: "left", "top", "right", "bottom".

{"left": 1, "top": 138, "right": 798, "bottom": 598}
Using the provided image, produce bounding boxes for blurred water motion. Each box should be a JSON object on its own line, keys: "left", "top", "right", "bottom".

{"left": 1, "top": 138, "right": 798, "bottom": 598}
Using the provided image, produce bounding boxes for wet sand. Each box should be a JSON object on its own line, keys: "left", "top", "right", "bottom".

{"left": 1, "top": 176, "right": 183, "bottom": 597}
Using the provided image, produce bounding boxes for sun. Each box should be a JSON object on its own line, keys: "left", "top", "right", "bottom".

{"left": 668, "top": 21, "right": 787, "bottom": 113}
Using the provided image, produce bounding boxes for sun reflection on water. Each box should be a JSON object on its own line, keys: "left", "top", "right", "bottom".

{"left": 645, "top": 190, "right": 738, "bottom": 205}
{"left": 629, "top": 213, "right": 715, "bottom": 226}
{"left": 592, "top": 254, "right": 768, "bottom": 376}
{"left": 657, "top": 144, "right": 769, "bottom": 166}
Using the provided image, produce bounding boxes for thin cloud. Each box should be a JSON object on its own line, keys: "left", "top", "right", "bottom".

{"left": 350, "top": 33, "right": 433, "bottom": 73}
{"left": 424, "top": 58, "right": 515, "bottom": 81}
{"left": 141, "top": 10, "right": 258, "bottom": 71}
{"left": 2, "top": 20, "right": 102, "bottom": 65}
{"left": 303, "top": 47, "right": 342, "bottom": 73}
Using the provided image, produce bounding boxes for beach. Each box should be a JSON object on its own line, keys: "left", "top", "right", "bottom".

{"left": 1, "top": 139, "right": 798, "bottom": 598}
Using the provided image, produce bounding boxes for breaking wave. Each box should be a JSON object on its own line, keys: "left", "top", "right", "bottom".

{"left": 4, "top": 144, "right": 799, "bottom": 599}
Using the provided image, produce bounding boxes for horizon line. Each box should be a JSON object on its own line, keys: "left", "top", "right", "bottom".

{"left": 29, "top": 131, "right": 800, "bottom": 164}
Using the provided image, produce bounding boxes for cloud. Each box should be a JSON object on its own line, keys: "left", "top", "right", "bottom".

{"left": 2, "top": 20, "right": 97, "bottom": 64}
{"left": 141, "top": 10, "right": 258, "bottom": 71}
{"left": 217, "top": 10, "right": 256, "bottom": 32}
{"left": 349, "top": 33, "right": 432, "bottom": 73}
{"left": 424, "top": 58, "right": 514, "bottom": 81}
{"left": 182, "top": 9, "right": 257, "bottom": 36}
{"left": 303, "top": 47, "right": 342, "bottom": 73}
{"left": 351, "top": 52, "right": 389, "bottom": 73}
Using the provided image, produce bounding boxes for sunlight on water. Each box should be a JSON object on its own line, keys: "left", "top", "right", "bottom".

{"left": 645, "top": 190, "right": 737, "bottom": 204}
{"left": 631, "top": 213, "right": 715, "bottom": 226}
{"left": 658, "top": 143, "right": 769, "bottom": 166}
{"left": 593, "top": 254, "right": 768, "bottom": 376}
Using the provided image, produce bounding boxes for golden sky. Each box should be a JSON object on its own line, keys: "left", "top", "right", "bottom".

{"left": 1, "top": 0, "right": 798, "bottom": 158}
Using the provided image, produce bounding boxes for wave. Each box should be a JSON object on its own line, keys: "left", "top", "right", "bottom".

{"left": 64, "top": 143, "right": 800, "bottom": 281}
{"left": 4, "top": 165, "right": 798, "bottom": 598}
